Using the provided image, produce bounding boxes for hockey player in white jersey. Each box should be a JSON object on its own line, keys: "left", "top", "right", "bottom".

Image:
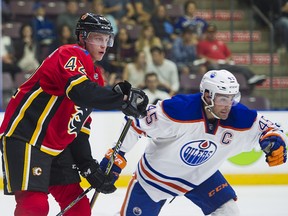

{"left": 100, "top": 69, "right": 287, "bottom": 215}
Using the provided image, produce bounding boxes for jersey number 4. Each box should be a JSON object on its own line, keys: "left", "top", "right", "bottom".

{"left": 64, "top": 57, "right": 86, "bottom": 74}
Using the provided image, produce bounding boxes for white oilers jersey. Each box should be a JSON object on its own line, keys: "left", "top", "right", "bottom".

{"left": 118, "top": 93, "right": 287, "bottom": 202}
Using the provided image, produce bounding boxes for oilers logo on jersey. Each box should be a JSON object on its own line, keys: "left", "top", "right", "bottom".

{"left": 180, "top": 140, "right": 217, "bottom": 166}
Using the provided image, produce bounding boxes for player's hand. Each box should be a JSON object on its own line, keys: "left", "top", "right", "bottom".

{"left": 80, "top": 160, "right": 116, "bottom": 193}
{"left": 100, "top": 148, "right": 127, "bottom": 183}
{"left": 260, "top": 132, "right": 287, "bottom": 167}
{"left": 113, "top": 81, "right": 148, "bottom": 118}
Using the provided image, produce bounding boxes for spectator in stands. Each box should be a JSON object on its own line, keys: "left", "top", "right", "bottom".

{"left": 150, "top": 4, "right": 176, "bottom": 51}
{"left": 171, "top": 26, "right": 199, "bottom": 75}
{"left": 31, "top": 2, "right": 56, "bottom": 62}
{"left": 252, "top": 0, "right": 280, "bottom": 27}
{"left": 99, "top": 27, "right": 136, "bottom": 74}
{"left": 14, "top": 23, "right": 40, "bottom": 76}
{"left": 174, "top": 0, "right": 208, "bottom": 38}
{"left": 122, "top": 50, "right": 147, "bottom": 88}
{"left": 135, "top": 23, "right": 163, "bottom": 66}
{"left": 253, "top": 0, "right": 288, "bottom": 52}
{"left": 147, "top": 46, "right": 179, "bottom": 96}
{"left": 56, "top": 0, "right": 79, "bottom": 35}
{"left": 1, "top": 34, "right": 22, "bottom": 81}
{"left": 143, "top": 72, "right": 170, "bottom": 104}
{"left": 105, "top": 73, "right": 124, "bottom": 90}
{"left": 197, "top": 23, "right": 267, "bottom": 86}
{"left": 91, "top": 0, "right": 118, "bottom": 35}
{"left": 103, "top": 0, "right": 136, "bottom": 25}
{"left": 2, "top": 0, "right": 12, "bottom": 22}
{"left": 113, "top": 27, "right": 136, "bottom": 63}
{"left": 274, "top": 0, "right": 288, "bottom": 52}
{"left": 133, "top": 0, "right": 160, "bottom": 24}
{"left": 55, "top": 24, "right": 77, "bottom": 47}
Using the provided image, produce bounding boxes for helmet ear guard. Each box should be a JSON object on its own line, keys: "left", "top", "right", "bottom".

{"left": 79, "top": 30, "right": 88, "bottom": 40}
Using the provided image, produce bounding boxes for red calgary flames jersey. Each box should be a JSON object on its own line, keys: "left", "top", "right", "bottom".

{"left": 0, "top": 44, "right": 104, "bottom": 156}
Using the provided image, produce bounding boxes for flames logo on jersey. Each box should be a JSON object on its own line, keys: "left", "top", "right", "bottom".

{"left": 180, "top": 140, "right": 217, "bottom": 166}
{"left": 68, "top": 106, "right": 85, "bottom": 135}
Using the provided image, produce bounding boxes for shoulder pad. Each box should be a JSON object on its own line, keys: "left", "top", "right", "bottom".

{"left": 221, "top": 103, "right": 257, "bottom": 129}
{"left": 162, "top": 93, "right": 203, "bottom": 122}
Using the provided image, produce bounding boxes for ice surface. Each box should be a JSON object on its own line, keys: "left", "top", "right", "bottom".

{"left": 1, "top": 186, "right": 287, "bottom": 216}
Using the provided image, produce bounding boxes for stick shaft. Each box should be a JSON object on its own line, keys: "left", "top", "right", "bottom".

{"left": 56, "top": 187, "right": 93, "bottom": 216}
{"left": 56, "top": 118, "right": 133, "bottom": 215}
{"left": 90, "top": 118, "right": 132, "bottom": 208}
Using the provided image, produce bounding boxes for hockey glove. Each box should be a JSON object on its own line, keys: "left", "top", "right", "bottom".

{"left": 112, "top": 80, "right": 132, "bottom": 95}
{"left": 100, "top": 148, "right": 127, "bottom": 183}
{"left": 80, "top": 160, "right": 116, "bottom": 194}
{"left": 260, "top": 131, "right": 287, "bottom": 167}
{"left": 113, "top": 81, "right": 148, "bottom": 118}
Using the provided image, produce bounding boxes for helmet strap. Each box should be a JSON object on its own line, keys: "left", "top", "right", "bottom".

{"left": 202, "top": 94, "right": 220, "bottom": 119}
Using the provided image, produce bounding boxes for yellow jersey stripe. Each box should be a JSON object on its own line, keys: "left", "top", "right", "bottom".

{"left": 80, "top": 126, "right": 90, "bottom": 135}
{"left": 30, "top": 96, "right": 58, "bottom": 145}
{"left": 21, "top": 143, "right": 31, "bottom": 190}
{"left": 2, "top": 137, "right": 11, "bottom": 193}
{"left": 40, "top": 145, "right": 62, "bottom": 156}
{"left": 6, "top": 88, "right": 43, "bottom": 137}
{"left": 66, "top": 76, "right": 88, "bottom": 99}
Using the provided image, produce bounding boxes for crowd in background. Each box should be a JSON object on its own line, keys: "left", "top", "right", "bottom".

{"left": 1, "top": 0, "right": 287, "bottom": 109}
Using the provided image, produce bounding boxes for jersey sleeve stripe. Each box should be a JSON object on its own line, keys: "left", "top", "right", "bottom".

{"left": 65, "top": 76, "right": 88, "bottom": 99}
{"left": 131, "top": 120, "right": 146, "bottom": 136}
{"left": 40, "top": 145, "right": 63, "bottom": 156}
{"left": 80, "top": 126, "right": 90, "bottom": 135}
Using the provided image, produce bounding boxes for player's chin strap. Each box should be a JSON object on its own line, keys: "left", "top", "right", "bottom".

{"left": 202, "top": 96, "right": 220, "bottom": 119}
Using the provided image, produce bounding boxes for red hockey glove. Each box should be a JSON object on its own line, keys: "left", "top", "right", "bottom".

{"left": 100, "top": 148, "right": 127, "bottom": 183}
{"left": 260, "top": 131, "right": 287, "bottom": 167}
{"left": 80, "top": 160, "right": 116, "bottom": 194}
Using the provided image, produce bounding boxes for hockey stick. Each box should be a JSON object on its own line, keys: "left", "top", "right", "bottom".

{"left": 56, "top": 187, "right": 93, "bottom": 216}
{"left": 90, "top": 117, "right": 133, "bottom": 208}
{"left": 56, "top": 118, "right": 132, "bottom": 216}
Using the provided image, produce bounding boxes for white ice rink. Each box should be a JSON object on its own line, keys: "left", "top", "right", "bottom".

{"left": 1, "top": 185, "right": 287, "bottom": 216}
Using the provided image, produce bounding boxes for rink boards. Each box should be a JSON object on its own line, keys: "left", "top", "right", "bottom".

{"left": 0, "top": 111, "right": 287, "bottom": 189}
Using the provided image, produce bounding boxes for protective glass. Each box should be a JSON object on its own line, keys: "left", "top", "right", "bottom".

{"left": 85, "top": 32, "right": 114, "bottom": 47}
{"left": 213, "top": 93, "right": 240, "bottom": 106}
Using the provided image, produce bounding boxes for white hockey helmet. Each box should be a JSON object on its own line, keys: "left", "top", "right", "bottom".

{"left": 200, "top": 70, "right": 241, "bottom": 118}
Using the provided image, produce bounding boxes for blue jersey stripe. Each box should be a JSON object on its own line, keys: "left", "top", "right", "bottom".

{"left": 137, "top": 163, "right": 178, "bottom": 197}
{"left": 143, "top": 154, "right": 196, "bottom": 188}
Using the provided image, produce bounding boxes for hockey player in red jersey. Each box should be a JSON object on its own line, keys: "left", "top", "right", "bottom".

{"left": 0, "top": 13, "right": 148, "bottom": 216}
